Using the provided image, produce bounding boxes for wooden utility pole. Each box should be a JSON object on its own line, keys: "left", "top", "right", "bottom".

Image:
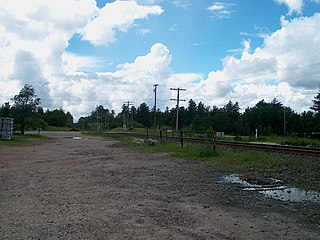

{"left": 123, "top": 101, "right": 133, "bottom": 130}
{"left": 153, "top": 84, "right": 158, "bottom": 131}
{"left": 96, "top": 106, "right": 99, "bottom": 133}
{"left": 284, "top": 110, "right": 286, "bottom": 137}
{"left": 170, "top": 88, "right": 186, "bottom": 132}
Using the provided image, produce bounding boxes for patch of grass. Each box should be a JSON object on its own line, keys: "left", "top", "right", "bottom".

{"left": 45, "top": 126, "right": 73, "bottom": 131}
{"left": 85, "top": 131, "right": 320, "bottom": 190}
{"left": 244, "top": 135, "right": 320, "bottom": 147}
{"left": 119, "top": 136, "right": 320, "bottom": 190}
{"left": 0, "top": 134, "right": 50, "bottom": 146}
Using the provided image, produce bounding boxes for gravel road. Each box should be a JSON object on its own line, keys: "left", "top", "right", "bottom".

{"left": 1, "top": 131, "right": 319, "bottom": 239}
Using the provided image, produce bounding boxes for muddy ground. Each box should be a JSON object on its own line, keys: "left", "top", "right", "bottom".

{"left": 0, "top": 131, "right": 319, "bottom": 239}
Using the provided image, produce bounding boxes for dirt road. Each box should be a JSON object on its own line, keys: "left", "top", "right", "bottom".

{"left": 1, "top": 132, "right": 319, "bottom": 239}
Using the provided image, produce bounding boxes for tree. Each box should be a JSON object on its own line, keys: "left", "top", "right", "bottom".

{"left": 222, "top": 101, "right": 240, "bottom": 134}
{"left": 136, "top": 102, "right": 151, "bottom": 128}
{"left": 311, "top": 91, "right": 320, "bottom": 114}
{"left": 0, "top": 102, "right": 11, "bottom": 117}
{"left": 187, "top": 99, "right": 197, "bottom": 126}
{"left": 11, "top": 84, "right": 41, "bottom": 134}
{"left": 311, "top": 91, "right": 320, "bottom": 131}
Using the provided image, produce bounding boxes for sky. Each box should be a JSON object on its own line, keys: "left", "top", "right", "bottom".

{"left": 0, "top": 0, "right": 320, "bottom": 120}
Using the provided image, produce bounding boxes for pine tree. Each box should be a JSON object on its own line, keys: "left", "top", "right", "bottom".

{"left": 311, "top": 91, "right": 320, "bottom": 113}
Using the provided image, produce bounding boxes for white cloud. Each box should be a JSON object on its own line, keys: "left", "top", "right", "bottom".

{"left": 44, "top": 43, "right": 189, "bottom": 119}
{"left": 0, "top": 0, "right": 167, "bottom": 119}
{"left": 275, "top": 0, "right": 303, "bottom": 15}
{"left": 135, "top": 0, "right": 164, "bottom": 5}
{"left": 139, "top": 28, "right": 151, "bottom": 36}
{"left": 62, "top": 52, "right": 104, "bottom": 73}
{"left": 169, "top": 24, "right": 179, "bottom": 32}
{"left": 173, "top": 1, "right": 191, "bottom": 9}
{"left": 208, "top": 2, "right": 236, "bottom": 19}
{"left": 82, "top": 1, "right": 163, "bottom": 46}
{"left": 0, "top": 0, "right": 98, "bottom": 106}
{"left": 208, "top": 5, "right": 225, "bottom": 11}
{"left": 195, "top": 13, "right": 320, "bottom": 111}
{"left": 0, "top": 0, "right": 319, "bottom": 121}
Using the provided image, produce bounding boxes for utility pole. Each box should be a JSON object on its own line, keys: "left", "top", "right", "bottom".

{"left": 123, "top": 101, "right": 133, "bottom": 130}
{"left": 284, "top": 110, "right": 286, "bottom": 137}
{"left": 153, "top": 84, "right": 158, "bottom": 131}
{"left": 170, "top": 88, "right": 186, "bottom": 132}
{"left": 96, "top": 106, "right": 99, "bottom": 133}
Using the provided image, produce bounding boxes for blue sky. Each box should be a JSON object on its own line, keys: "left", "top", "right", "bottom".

{"left": 67, "top": 0, "right": 319, "bottom": 75}
{"left": 0, "top": 0, "right": 320, "bottom": 120}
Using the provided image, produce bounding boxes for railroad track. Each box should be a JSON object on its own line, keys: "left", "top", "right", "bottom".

{"left": 107, "top": 132, "right": 320, "bottom": 157}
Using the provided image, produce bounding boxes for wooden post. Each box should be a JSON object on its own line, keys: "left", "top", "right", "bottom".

{"left": 180, "top": 129, "right": 184, "bottom": 148}
{"left": 213, "top": 129, "right": 216, "bottom": 150}
{"left": 146, "top": 129, "right": 149, "bottom": 140}
{"left": 160, "top": 129, "right": 163, "bottom": 143}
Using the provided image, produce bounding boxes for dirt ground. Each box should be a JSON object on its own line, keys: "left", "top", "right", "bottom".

{"left": 0, "top": 131, "right": 319, "bottom": 239}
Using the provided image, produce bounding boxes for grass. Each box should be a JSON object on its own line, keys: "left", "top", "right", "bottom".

{"left": 110, "top": 134, "right": 319, "bottom": 191}
{"left": 235, "top": 135, "right": 320, "bottom": 147}
{"left": 106, "top": 128, "right": 320, "bottom": 148}
{"left": 45, "top": 126, "right": 74, "bottom": 131}
{"left": 0, "top": 134, "right": 50, "bottom": 146}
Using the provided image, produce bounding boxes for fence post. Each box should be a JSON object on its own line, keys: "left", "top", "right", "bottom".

{"left": 160, "top": 129, "right": 163, "bottom": 143}
{"left": 146, "top": 129, "right": 149, "bottom": 140}
{"left": 180, "top": 129, "right": 184, "bottom": 148}
{"left": 213, "top": 129, "right": 216, "bottom": 150}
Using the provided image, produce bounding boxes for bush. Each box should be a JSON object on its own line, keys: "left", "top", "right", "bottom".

{"left": 234, "top": 135, "right": 242, "bottom": 141}
{"left": 196, "top": 145, "right": 218, "bottom": 158}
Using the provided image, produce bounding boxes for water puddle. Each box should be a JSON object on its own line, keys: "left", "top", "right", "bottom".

{"left": 73, "top": 137, "right": 83, "bottom": 140}
{"left": 257, "top": 187, "right": 320, "bottom": 202}
{"left": 219, "top": 174, "right": 320, "bottom": 203}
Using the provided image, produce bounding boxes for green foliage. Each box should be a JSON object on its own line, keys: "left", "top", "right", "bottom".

{"left": 43, "top": 108, "right": 73, "bottom": 127}
{"left": 0, "top": 134, "right": 50, "bottom": 146}
{"left": 311, "top": 91, "right": 320, "bottom": 113}
{"left": 11, "top": 84, "right": 41, "bottom": 135}
{"left": 136, "top": 102, "right": 152, "bottom": 128}
{"left": 121, "top": 136, "right": 319, "bottom": 190}
{"left": 1, "top": 85, "right": 75, "bottom": 132}
{"left": 77, "top": 105, "right": 117, "bottom": 131}
{"left": 196, "top": 145, "right": 218, "bottom": 158}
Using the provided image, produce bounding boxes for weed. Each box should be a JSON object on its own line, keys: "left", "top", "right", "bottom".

{"left": 0, "top": 134, "right": 50, "bottom": 146}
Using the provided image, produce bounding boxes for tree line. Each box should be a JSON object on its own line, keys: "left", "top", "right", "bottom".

{"left": 1, "top": 84, "right": 320, "bottom": 137}
{"left": 80, "top": 92, "right": 320, "bottom": 137}
{"left": 0, "top": 84, "right": 73, "bottom": 134}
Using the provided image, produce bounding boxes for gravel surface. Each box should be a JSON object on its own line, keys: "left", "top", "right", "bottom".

{"left": 0, "top": 131, "right": 319, "bottom": 239}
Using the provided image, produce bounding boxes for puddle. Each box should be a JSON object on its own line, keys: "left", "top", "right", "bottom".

{"left": 219, "top": 174, "right": 320, "bottom": 203}
{"left": 257, "top": 187, "right": 320, "bottom": 203}
{"left": 219, "top": 174, "right": 259, "bottom": 187}
{"left": 73, "top": 137, "right": 83, "bottom": 140}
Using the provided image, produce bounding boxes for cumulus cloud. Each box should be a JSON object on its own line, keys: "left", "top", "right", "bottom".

{"left": 0, "top": 0, "right": 98, "bottom": 106}
{"left": 274, "top": 0, "right": 303, "bottom": 15}
{"left": 82, "top": 1, "right": 163, "bottom": 46}
{"left": 195, "top": 13, "right": 320, "bottom": 112}
{"left": 52, "top": 43, "right": 191, "bottom": 119}
{"left": 0, "top": 0, "right": 168, "bottom": 119}
{"left": 207, "top": 2, "right": 236, "bottom": 19}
